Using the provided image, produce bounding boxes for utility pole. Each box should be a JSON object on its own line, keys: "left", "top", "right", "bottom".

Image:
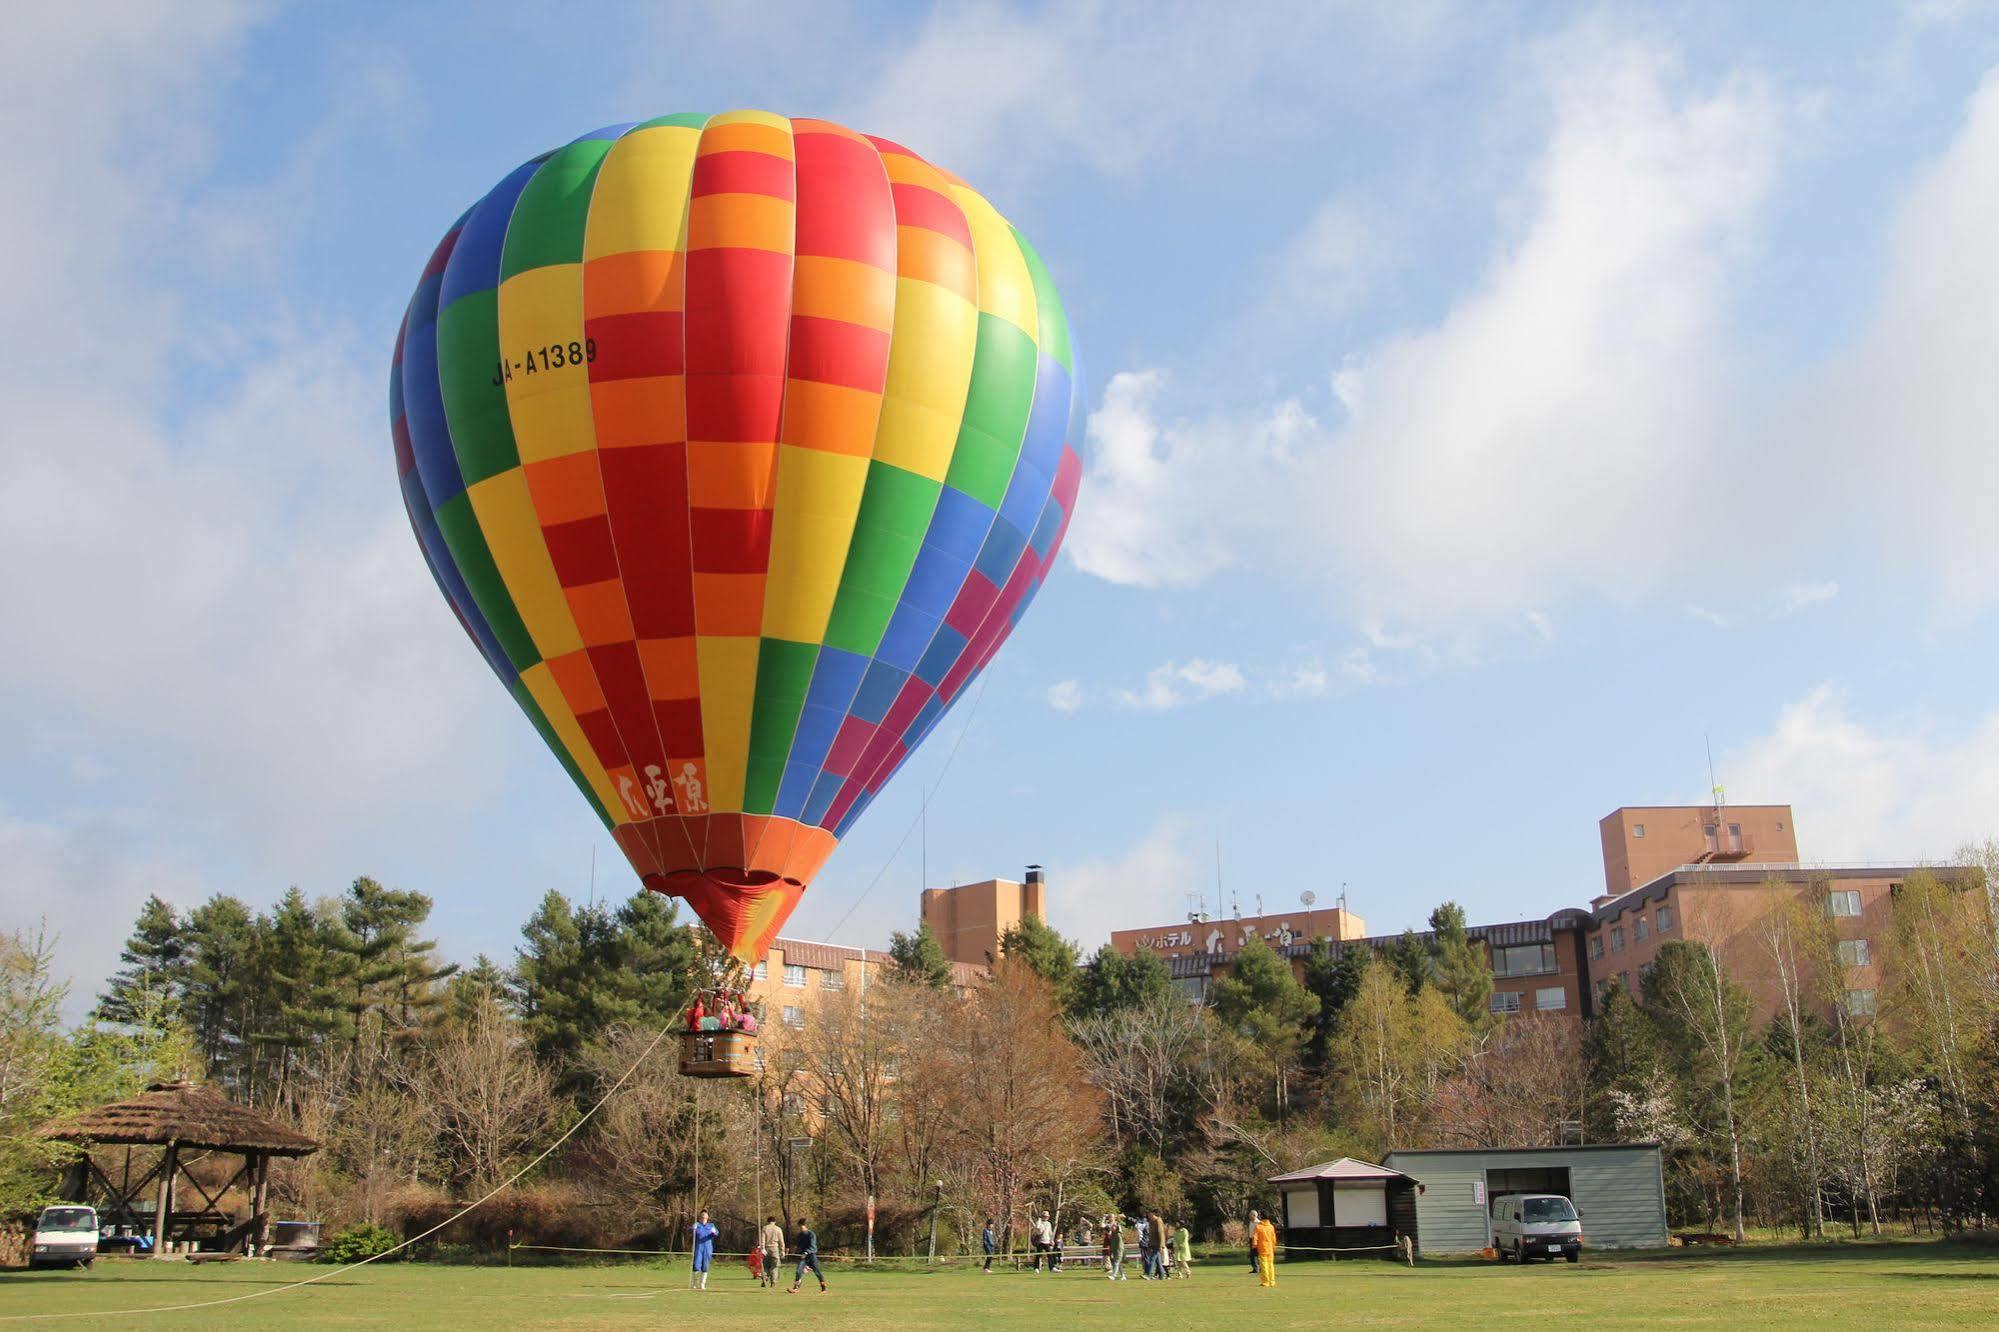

{"left": 928, "top": 1179, "right": 944, "bottom": 1264}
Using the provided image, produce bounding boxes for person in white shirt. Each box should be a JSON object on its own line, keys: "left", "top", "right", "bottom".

{"left": 1032, "top": 1211, "right": 1057, "bottom": 1273}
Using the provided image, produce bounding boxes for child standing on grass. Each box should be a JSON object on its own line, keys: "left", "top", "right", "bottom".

{"left": 690, "top": 1210, "right": 717, "bottom": 1291}
{"left": 1173, "top": 1221, "right": 1192, "bottom": 1278}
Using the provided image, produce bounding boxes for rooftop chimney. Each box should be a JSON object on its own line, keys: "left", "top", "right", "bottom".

{"left": 1024, "top": 864, "right": 1044, "bottom": 887}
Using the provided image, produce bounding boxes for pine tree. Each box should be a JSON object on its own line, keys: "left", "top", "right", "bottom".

{"left": 997, "top": 914, "right": 1080, "bottom": 997}
{"left": 182, "top": 895, "right": 259, "bottom": 1089}
{"left": 97, "top": 895, "right": 189, "bottom": 1024}
{"left": 1068, "top": 943, "right": 1173, "bottom": 1021}
{"left": 1210, "top": 937, "right": 1320, "bottom": 1117}
{"left": 334, "top": 877, "right": 456, "bottom": 1065}
{"left": 255, "top": 887, "right": 351, "bottom": 1107}
{"left": 1384, "top": 929, "right": 1430, "bottom": 994}
{"left": 888, "top": 922, "right": 954, "bottom": 990}
{"left": 1301, "top": 940, "right": 1371, "bottom": 1067}
{"left": 1427, "top": 902, "right": 1495, "bottom": 1028}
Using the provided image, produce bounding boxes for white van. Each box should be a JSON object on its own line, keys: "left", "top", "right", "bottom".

{"left": 30, "top": 1205, "right": 98, "bottom": 1269}
{"left": 1491, "top": 1193, "right": 1581, "bottom": 1263}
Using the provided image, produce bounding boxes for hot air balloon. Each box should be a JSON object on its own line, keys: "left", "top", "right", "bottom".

{"left": 388, "top": 113, "right": 1083, "bottom": 1030}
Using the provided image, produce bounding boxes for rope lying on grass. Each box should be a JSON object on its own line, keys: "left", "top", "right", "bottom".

{"left": 0, "top": 1021, "right": 680, "bottom": 1323}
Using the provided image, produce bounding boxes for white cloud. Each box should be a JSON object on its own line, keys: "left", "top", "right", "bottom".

{"left": 0, "top": 6, "right": 518, "bottom": 1002}
{"left": 1685, "top": 604, "right": 1731, "bottom": 628}
{"left": 1067, "top": 370, "right": 1309, "bottom": 587}
{"left": 1524, "top": 610, "right": 1556, "bottom": 643}
{"left": 1268, "top": 661, "right": 1330, "bottom": 700}
{"left": 1113, "top": 659, "right": 1246, "bottom": 711}
{"left": 1312, "top": 37, "right": 1783, "bottom": 623}
{"left": 1723, "top": 684, "right": 1999, "bottom": 860}
{"left": 1071, "top": 32, "right": 1795, "bottom": 628}
{"left": 1046, "top": 679, "right": 1085, "bottom": 713}
{"left": 1777, "top": 581, "right": 1839, "bottom": 615}
{"left": 1046, "top": 816, "right": 1207, "bottom": 951}
{"left": 838, "top": 2, "right": 1461, "bottom": 189}
{"left": 1815, "top": 70, "right": 1999, "bottom": 604}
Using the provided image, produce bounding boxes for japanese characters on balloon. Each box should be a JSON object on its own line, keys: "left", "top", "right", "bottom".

{"left": 389, "top": 114, "right": 1082, "bottom": 992}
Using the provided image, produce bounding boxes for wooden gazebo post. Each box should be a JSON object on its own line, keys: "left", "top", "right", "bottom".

{"left": 152, "top": 1139, "right": 177, "bottom": 1256}
{"left": 249, "top": 1152, "right": 270, "bottom": 1256}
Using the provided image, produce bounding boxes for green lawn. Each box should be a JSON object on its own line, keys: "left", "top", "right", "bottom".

{"left": 2, "top": 1241, "right": 1995, "bottom": 1328}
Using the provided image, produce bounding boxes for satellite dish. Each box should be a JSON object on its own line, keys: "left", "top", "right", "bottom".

{"left": 1301, "top": 891, "right": 1317, "bottom": 907}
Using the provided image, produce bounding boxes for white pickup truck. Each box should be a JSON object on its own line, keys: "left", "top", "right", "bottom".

{"left": 30, "top": 1205, "right": 98, "bottom": 1269}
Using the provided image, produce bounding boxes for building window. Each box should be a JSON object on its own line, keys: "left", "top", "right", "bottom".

{"left": 783, "top": 964, "right": 807, "bottom": 988}
{"left": 781, "top": 1092, "right": 804, "bottom": 1116}
{"left": 1492, "top": 942, "right": 1557, "bottom": 977}
{"left": 1589, "top": 935, "right": 1604, "bottom": 960}
{"left": 1634, "top": 916, "right": 1650, "bottom": 942}
{"left": 1489, "top": 991, "right": 1523, "bottom": 1014}
{"left": 752, "top": 961, "right": 768, "bottom": 982}
{"left": 1633, "top": 823, "right": 1646, "bottom": 838}
{"left": 1838, "top": 939, "right": 1871, "bottom": 968}
{"left": 820, "top": 970, "right": 846, "bottom": 991}
{"left": 1535, "top": 987, "right": 1567, "bottom": 1011}
{"left": 782, "top": 1005, "right": 805, "bottom": 1028}
{"left": 1620, "top": 970, "right": 1631, "bottom": 991}
{"left": 1656, "top": 906, "right": 1674, "bottom": 933}
{"left": 1828, "top": 890, "right": 1863, "bottom": 918}
{"left": 1843, "top": 988, "right": 1877, "bottom": 1017}
{"left": 1728, "top": 823, "right": 1742, "bottom": 837}
{"left": 1611, "top": 926, "right": 1626, "bottom": 953}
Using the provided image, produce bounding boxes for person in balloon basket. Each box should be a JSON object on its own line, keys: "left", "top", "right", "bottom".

{"left": 1251, "top": 1211, "right": 1278, "bottom": 1288}
{"left": 787, "top": 1218, "right": 826, "bottom": 1294}
{"left": 690, "top": 1210, "right": 718, "bottom": 1291}
{"left": 981, "top": 1218, "right": 997, "bottom": 1273}
{"left": 761, "top": 1215, "right": 786, "bottom": 1288}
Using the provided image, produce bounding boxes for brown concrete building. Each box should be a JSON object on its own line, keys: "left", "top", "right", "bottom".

{"left": 745, "top": 936, "right": 984, "bottom": 1034}
{"left": 1585, "top": 862, "right": 1980, "bottom": 1024}
{"left": 1157, "top": 909, "right": 1595, "bottom": 1016}
{"left": 1598, "top": 804, "right": 1798, "bottom": 899}
{"left": 1110, "top": 901, "right": 1368, "bottom": 968}
{"left": 921, "top": 868, "right": 1048, "bottom": 966}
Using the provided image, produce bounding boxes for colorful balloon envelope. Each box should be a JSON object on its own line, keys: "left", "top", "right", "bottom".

{"left": 390, "top": 113, "right": 1083, "bottom": 962}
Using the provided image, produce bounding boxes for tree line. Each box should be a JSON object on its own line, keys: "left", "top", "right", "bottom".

{"left": 2, "top": 863, "right": 1993, "bottom": 1253}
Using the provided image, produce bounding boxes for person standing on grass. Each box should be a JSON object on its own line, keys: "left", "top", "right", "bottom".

{"left": 1252, "top": 1211, "right": 1278, "bottom": 1288}
{"left": 690, "top": 1210, "right": 718, "bottom": 1291}
{"left": 1147, "top": 1213, "right": 1166, "bottom": 1280}
{"left": 1100, "top": 1216, "right": 1117, "bottom": 1280}
{"left": 760, "top": 1215, "right": 786, "bottom": 1288}
{"left": 1031, "top": 1210, "right": 1055, "bottom": 1273}
{"left": 787, "top": 1218, "right": 826, "bottom": 1294}
{"left": 981, "top": 1219, "right": 997, "bottom": 1273}
{"left": 1173, "top": 1220, "right": 1193, "bottom": 1278}
{"left": 1247, "top": 1211, "right": 1262, "bottom": 1275}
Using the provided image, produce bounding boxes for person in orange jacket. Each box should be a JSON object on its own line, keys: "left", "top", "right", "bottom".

{"left": 1250, "top": 1210, "right": 1278, "bottom": 1288}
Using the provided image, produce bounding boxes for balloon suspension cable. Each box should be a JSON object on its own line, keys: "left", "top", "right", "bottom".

{"left": 0, "top": 1019, "right": 681, "bottom": 1324}
{"left": 825, "top": 671, "right": 990, "bottom": 944}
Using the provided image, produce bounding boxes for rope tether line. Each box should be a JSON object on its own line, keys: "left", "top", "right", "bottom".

{"left": 0, "top": 1020, "right": 680, "bottom": 1323}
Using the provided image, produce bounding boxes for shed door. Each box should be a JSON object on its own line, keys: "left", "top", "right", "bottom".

{"left": 1333, "top": 1183, "right": 1387, "bottom": 1227}
{"left": 1284, "top": 1187, "right": 1320, "bottom": 1229}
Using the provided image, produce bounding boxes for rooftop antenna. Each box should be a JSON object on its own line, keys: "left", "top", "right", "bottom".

{"left": 1218, "top": 840, "right": 1239, "bottom": 920}
{"left": 1706, "top": 733, "right": 1725, "bottom": 814}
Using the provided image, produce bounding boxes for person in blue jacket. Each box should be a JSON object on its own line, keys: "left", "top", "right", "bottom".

{"left": 981, "top": 1218, "right": 997, "bottom": 1273}
{"left": 787, "top": 1217, "right": 827, "bottom": 1294}
{"left": 691, "top": 1210, "right": 718, "bottom": 1291}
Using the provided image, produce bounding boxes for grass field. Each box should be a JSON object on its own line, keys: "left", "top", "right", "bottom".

{"left": 2, "top": 1240, "right": 1996, "bottom": 1329}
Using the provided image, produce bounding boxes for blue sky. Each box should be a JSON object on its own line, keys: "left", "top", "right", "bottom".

{"left": 7, "top": 1, "right": 1999, "bottom": 1012}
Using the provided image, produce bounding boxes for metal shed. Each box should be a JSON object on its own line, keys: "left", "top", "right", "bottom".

{"left": 1381, "top": 1143, "right": 1666, "bottom": 1254}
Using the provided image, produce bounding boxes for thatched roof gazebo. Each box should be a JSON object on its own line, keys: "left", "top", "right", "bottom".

{"left": 36, "top": 1081, "right": 318, "bottom": 1256}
